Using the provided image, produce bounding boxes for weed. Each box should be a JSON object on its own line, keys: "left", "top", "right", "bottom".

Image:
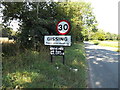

{"left": 2, "top": 42, "right": 87, "bottom": 88}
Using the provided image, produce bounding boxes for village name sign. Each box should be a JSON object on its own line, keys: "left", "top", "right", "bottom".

{"left": 44, "top": 20, "right": 71, "bottom": 64}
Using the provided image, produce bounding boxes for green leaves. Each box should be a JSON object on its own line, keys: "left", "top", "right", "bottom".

{"left": 2, "top": 1, "right": 99, "bottom": 48}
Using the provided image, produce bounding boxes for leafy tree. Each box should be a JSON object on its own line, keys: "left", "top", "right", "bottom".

{"left": 1, "top": 1, "right": 98, "bottom": 48}
{"left": 118, "top": 34, "right": 120, "bottom": 40}
{"left": 0, "top": 24, "right": 12, "bottom": 37}
{"left": 81, "top": 3, "right": 98, "bottom": 40}
{"left": 57, "top": 2, "right": 98, "bottom": 41}
{"left": 2, "top": 27, "right": 12, "bottom": 37}
{"left": 2, "top": 2, "right": 59, "bottom": 48}
{"left": 91, "top": 29, "right": 106, "bottom": 40}
{"left": 111, "top": 34, "right": 118, "bottom": 40}
{"left": 0, "top": 24, "right": 2, "bottom": 37}
{"left": 105, "top": 32, "right": 111, "bottom": 40}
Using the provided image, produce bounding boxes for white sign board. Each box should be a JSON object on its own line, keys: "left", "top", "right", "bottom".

{"left": 44, "top": 35, "right": 71, "bottom": 46}
{"left": 50, "top": 47, "right": 64, "bottom": 50}
{"left": 50, "top": 46, "right": 64, "bottom": 55}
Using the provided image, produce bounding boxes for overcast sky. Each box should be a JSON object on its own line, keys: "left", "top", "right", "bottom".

{"left": 84, "top": 0, "right": 119, "bottom": 34}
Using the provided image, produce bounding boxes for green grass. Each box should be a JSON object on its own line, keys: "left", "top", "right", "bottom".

{"left": 99, "top": 42, "right": 118, "bottom": 48}
{"left": 90, "top": 40, "right": 119, "bottom": 52}
{"left": 91, "top": 40, "right": 118, "bottom": 48}
{"left": 2, "top": 42, "right": 87, "bottom": 88}
{"left": 92, "top": 40, "right": 100, "bottom": 45}
{"left": 99, "top": 42, "right": 120, "bottom": 52}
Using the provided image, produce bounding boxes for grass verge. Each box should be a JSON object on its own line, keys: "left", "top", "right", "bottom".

{"left": 2, "top": 42, "right": 87, "bottom": 88}
{"left": 99, "top": 41, "right": 118, "bottom": 48}
{"left": 90, "top": 40, "right": 119, "bottom": 52}
{"left": 91, "top": 40, "right": 100, "bottom": 45}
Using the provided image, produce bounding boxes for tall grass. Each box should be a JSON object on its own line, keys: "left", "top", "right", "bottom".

{"left": 2, "top": 42, "right": 19, "bottom": 56}
{"left": 2, "top": 42, "right": 87, "bottom": 88}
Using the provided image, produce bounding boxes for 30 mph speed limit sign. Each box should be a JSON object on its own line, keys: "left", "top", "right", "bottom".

{"left": 56, "top": 20, "right": 70, "bottom": 35}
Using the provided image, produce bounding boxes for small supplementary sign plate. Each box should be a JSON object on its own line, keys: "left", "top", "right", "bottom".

{"left": 50, "top": 46, "right": 64, "bottom": 56}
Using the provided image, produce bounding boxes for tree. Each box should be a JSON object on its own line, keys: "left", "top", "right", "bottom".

{"left": 111, "top": 34, "right": 118, "bottom": 40}
{"left": 91, "top": 29, "right": 106, "bottom": 40}
{"left": 1, "top": 1, "right": 98, "bottom": 48}
{"left": 105, "top": 32, "right": 111, "bottom": 40}
{"left": 0, "top": 24, "right": 2, "bottom": 37}
{"left": 0, "top": 24, "right": 12, "bottom": 37}
{"left": 117, "top": 34, "right": 120, "bottom": 40}
{"left": 2, "top": 27, "right": 12, "bottom": 37}
{"left": 2, "top": 2, "right": 59, "bottom": 48}
{"left": 57, "top": 2, "right": 98, "bottom": 41}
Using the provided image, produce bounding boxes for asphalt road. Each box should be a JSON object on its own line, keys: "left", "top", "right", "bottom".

{"left": 84, "top": 41, "right": 118, "bottom": 88}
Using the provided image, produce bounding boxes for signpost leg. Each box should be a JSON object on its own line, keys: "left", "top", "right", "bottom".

{"left": 51, "top": 55, "right": 53, "bottom": 63}
{"left": 63, "top": 55, "right": 65, "bottom": 64}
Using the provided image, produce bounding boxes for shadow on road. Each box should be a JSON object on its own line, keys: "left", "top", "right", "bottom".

{"left": 84, "top": 42, "right": 118, "bottom": 88}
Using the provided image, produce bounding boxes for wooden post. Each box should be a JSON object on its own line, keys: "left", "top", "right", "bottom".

{"left": 51, "top": 55, "right": 53, "bottom": 63}
{"left": 63, "top": 55, "right": 65, "bottom": 64}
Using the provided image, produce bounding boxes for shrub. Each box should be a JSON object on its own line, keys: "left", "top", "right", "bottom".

{"left": 93, "top": 40, "right": 99, "bottom": 45}
{"left": 117, "top": 49, "right": 120, "bottom": 52}
{"left": 2, "top": 42, "right": 19, "bottom": 56}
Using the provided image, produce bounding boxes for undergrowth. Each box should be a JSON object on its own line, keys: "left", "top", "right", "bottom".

{"left": 2, "top": 42, "right": 87, "bottom": 88}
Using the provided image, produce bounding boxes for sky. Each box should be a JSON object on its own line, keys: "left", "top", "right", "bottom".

{"left": 0, "top": 0, "right": 119, "bottom": 34}
{"left": 84, "top": 0, "right": 119, "bottom": 34}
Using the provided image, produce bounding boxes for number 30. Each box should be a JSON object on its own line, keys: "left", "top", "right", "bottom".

{"left": 58, "top": 24, "right": 68, "bottom": 31}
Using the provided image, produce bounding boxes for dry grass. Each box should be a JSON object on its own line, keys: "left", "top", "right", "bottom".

{"left": 0, "top": 37, "right": 14, "bottom": 44}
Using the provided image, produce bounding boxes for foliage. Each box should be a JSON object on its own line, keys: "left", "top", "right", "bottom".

{"left": 91, "top": 29, "right": 105, "bottom": 40}
{"left": 105, "top": 32, "right": 118, "bottom": 40}
{"left": 89, "top": 28, "right": 118, "bottom": 41}
{"left": 0, "top": 24, "right": 2, "bottom": 37}
{"left": 118, "top": 34, "right": 120, "bottom": 40}
{"left": 117, "top": 49, "right": 120, "bottom": 52}
{"left": 1, "top": 1, "right": 118, "bottom": 44}
{"left": 0, "top": 24, "right": 12, "bottom": 37}
{"left": 2, "top": 42, "right": 87, "bottom": 88}
{"left": 1, "top": 1, "right": 98, "bottom": 48}
{"left": 2, "top": 42, "right": 18, "bottom": 56}
{"left": 92, "top": 40, "right": 99, "bottom": 45}
{"left": 94, "top": 41, "right": 99, "bottom": 45}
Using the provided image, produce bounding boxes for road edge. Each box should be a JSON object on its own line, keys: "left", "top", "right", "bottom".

{"left": 84, "top": 41, "right": 94, "bottom": 88}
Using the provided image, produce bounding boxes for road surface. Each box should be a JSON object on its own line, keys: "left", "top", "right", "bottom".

{"left": 84, "top": 41, "right": 118, "bottom": 88}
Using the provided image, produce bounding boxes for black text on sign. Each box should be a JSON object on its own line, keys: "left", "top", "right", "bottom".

{"left": 56, "top": 20, "right": 70, "bottom": 35}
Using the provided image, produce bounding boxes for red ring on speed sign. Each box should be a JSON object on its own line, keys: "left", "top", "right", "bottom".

{"left": 56, "top": 20, "right": 70, "bottom": 35}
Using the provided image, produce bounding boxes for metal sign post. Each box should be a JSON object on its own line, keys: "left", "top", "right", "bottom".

{"left": 44, "top": 20, "right": 71, "bottom": 64}
{"left": 50, "top": 46, "right": 65, "bottom": 64}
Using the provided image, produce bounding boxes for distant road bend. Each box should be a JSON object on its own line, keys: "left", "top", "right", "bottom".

{"left": 84, "top": 41, "right": 118, "bottom": 88}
